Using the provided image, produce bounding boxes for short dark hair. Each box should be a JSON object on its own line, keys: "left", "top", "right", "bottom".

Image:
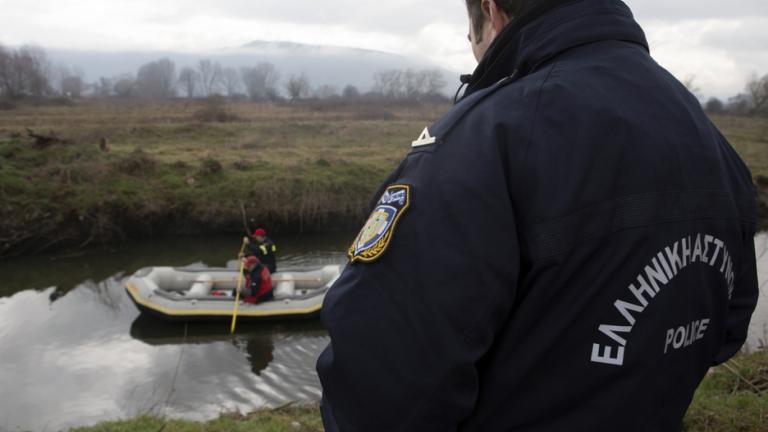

{"left": 466, "top": 0, "right": 526, "bottom": 43}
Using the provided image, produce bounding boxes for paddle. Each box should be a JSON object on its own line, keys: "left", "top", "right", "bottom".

{"left": 211, "top": 277, "right": 322, "bottom": 284}
{"left": 230, "top": 239, "right": 248, "bottom": 334}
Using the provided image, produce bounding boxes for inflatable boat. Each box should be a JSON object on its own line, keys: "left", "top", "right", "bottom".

{"left": 125, "top": 265, "right": 341, "bottom": 322}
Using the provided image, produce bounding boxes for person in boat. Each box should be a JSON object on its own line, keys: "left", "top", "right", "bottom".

{"left": 244, "top": 228, "right": 278, "bottom": 273}
{"left": 316, "top": 0, "right": 759, "bottom": 431}
{"left": 240, "top": 256, "right": 274, "bottom": 304}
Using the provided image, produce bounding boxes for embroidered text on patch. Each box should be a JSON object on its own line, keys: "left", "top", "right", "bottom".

{"left": 349, "top": 184, "right": 411, "bottom": 263}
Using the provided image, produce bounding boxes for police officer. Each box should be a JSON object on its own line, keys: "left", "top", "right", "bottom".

{"left": 317, "top": 0, "right": 759, "bottom": 431}
{"left": 244, "top": 228, "right": 277, "bottom": 273}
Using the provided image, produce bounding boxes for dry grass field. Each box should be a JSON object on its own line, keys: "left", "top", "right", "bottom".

{"left": 0, "top": 99, "right": 766, "bottom": 256}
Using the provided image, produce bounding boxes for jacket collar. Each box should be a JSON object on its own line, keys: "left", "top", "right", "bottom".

{"left": 462, "top": 0, "right": 648, "bottom": 100}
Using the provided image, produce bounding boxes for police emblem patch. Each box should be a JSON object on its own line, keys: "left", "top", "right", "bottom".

{"left": 349, "top": 184, "right": 411, "bottom": 263}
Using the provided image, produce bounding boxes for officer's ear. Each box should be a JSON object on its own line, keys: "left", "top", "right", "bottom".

{"left": 482, "top": 0, "right": 511, "bottom": 37}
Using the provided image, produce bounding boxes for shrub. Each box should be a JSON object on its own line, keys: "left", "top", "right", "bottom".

{"left": 192, "top": 97, "right": 240, "bottom": 123}
{"left": 0, "top": 99, "right": 16, "bottom": 110}
{"left": 199, "top": 157, "right": 223, "bottom": 176}
{"left": 173, "top": 160, "right": 189, "bottom": 170}
{"left": 114, "top": 149, "right": 156, "bottom": 176}
{"left": 233, "top": 159, "right": 252, "bottom": 171}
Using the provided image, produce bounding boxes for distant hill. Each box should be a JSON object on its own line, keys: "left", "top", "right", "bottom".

{"left": 47, "top": 40, "right": 460, "bottom": 96}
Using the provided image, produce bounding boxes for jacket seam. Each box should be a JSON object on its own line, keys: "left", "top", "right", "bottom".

{"left": 531, "top": 214, "right": 757, "bottom": 262}
{"left": 515, "top": 60, "right": 559, "bottom": 212}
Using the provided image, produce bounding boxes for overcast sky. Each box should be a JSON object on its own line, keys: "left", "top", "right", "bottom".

{"left": 0, "top": 0, "right": 766, "bottom": 99}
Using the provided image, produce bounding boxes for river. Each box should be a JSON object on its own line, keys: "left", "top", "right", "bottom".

{"left": 0, "top": 233, "right": 350, "bottom": 432}
{"left": 0, "top": 233, "right": 765, "bottom": 431}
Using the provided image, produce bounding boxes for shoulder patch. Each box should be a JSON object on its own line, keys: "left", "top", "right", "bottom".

{"left": 349, "top": 184, "right": 411, "bottom": 263}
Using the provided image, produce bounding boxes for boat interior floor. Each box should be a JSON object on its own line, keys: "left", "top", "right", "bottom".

{"left": 153, "top": 287, "right": 329, "bottom": 303}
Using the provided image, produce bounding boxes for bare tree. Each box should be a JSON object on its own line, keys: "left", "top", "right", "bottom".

{"left": 315, "top": 84, "right": 339, "bottom": 100}
{"left": 178, "top": 67, "right": 200, "bottom": 98}
{"left": 746, "top": 73, "right": 768, "bottom": 115}
{"left": 95, "top": 77, "right": 113, "bottom": 97}
{"left": 0, "top": 45, "right": 56, "bottom": 99}
{"left": 241, "top": 62, "right": 281, "bottom": 101}
{"left": 682, "top": 75, "right": 702, "bottom": 100}
{"left": 61, "top": 75, "right": 85, "bottom": 98}
{"left": 57, "top": 65, "right": 85, "bottom": 97}
{"left": 704, "top": 98, "right": 724, "bottom": 115}
{"left": 285, "top": 73, "right": 311, "bottom": 102}
{"left": 0, "top": 44, "right": 11, "bottom": 98}
{"left": 113, "top": 74, "right": 137, "bottom": 98}
{"left": 403, "top": 69, "right": 427, "bottom": 100}
{"left": 198, "top": 59, "right": 222, "bottom": 97}
{"left": 421, "top": 69, "right": 447, "bottom": 97}
{"left": 221, "top": 67, "right": 242, "bottom": 96}
{"left": 373, "top": 70, "right": 404, "bottom": 99}
{"left": 727, "top": 94, "right": 750, "bottom": 116}
{"left": 9, "top": 46, "right": 53, "bottom": 99}
{"left": 373, "top": 69, "right": 446, "bottom": 101}
{"left": 136, "top": 58, "right": 176, "bottom": 98}
{"left": 342, "top": 85, "right": 360, "bottom": 100}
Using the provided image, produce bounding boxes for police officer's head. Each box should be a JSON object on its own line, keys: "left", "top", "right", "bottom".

{"left": 465, "top": 0, "right": 521, "bottom": 61}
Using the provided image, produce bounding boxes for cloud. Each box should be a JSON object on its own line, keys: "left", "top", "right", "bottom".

{"left": 0, "top": 0, "right": 766, "bottom": 98}
{"left": 701, "top": 17, "right": 768, "bottom": 52}
{"left": 401, "top": 22, "right": 477, "bottom": 74}
{"left": 180, "top": 0, "right": 469, "bottom": 35}
{"left": 628, "top": 0, "right": 768, "bottom": 21}
{"left": 641, "top": 17, "right": 768, "bottom": 98}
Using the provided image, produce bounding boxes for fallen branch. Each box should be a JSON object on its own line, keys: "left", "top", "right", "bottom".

{"left": 26, "top": 128, "right": 73, "bottom": 149}
{"left": 723, "top": 360, "right": 766, "bottom": 395}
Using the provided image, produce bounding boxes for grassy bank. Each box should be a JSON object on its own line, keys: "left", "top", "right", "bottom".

{"left": 70, "top": 406, "right": 325, "bottom": 432}
{"left": 0, "top": 100, "right": 766, "bottom": 256}
{"left": 0, "top": 100, "right": 445, "bottom": 256}
{"left": 683, "top": 351, "right": 768, "bottom": 431}
{"left": 71, "top": 352, "right": 767, "bottom": 432}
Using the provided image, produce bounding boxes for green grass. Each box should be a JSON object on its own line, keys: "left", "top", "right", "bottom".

{"left": 70, "top": 352, "right": 767, "bottom": 432}
{"left": 683, "top": 351, "right": 768, "bottom": 431}
{"left": 69, "top": 406, "right": 325, "bottom": 432}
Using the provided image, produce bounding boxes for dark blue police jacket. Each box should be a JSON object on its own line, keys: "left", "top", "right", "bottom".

{"left": 317, "top": 0, "right": 760, "bottom": 430}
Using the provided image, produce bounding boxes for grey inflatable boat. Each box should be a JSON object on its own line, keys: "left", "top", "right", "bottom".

{"left": 125, "top": 265, "right": 341, "bottom": 321}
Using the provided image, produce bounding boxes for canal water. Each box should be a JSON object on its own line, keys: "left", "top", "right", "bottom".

{"left": 0, "top": 233, "right": 766, "bottom": 431}
{"left": 0, "top": 233, "right": 350, "bottom": 432}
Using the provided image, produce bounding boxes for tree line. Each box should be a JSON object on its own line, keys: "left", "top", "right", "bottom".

{"left": 702, "top": 73, "right": 768, "bottom": 117}
{"left": 0, "top": 44, "right": 449, "bottom": 104}
{"left": 2, "top": 43, "right": 767, "bottom": 114}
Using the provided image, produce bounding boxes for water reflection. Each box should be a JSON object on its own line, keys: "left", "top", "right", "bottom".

{"left": 0, "top": 232, "right": 351, "bottom": 298}
{"left": 747, "top": 233, "right": 768, "bottom": 352}
{"left": 0, "top": 275, "right": 333, "bottom": 431}
{"left": 129, "top": 316, "right": 328, "bottom": 376}
{"left": 0, "top": 234, "right": 349, "bottom": 432}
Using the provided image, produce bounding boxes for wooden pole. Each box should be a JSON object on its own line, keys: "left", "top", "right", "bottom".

{"left": 230, "top": 240, "right": 248, "bottom": 334}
